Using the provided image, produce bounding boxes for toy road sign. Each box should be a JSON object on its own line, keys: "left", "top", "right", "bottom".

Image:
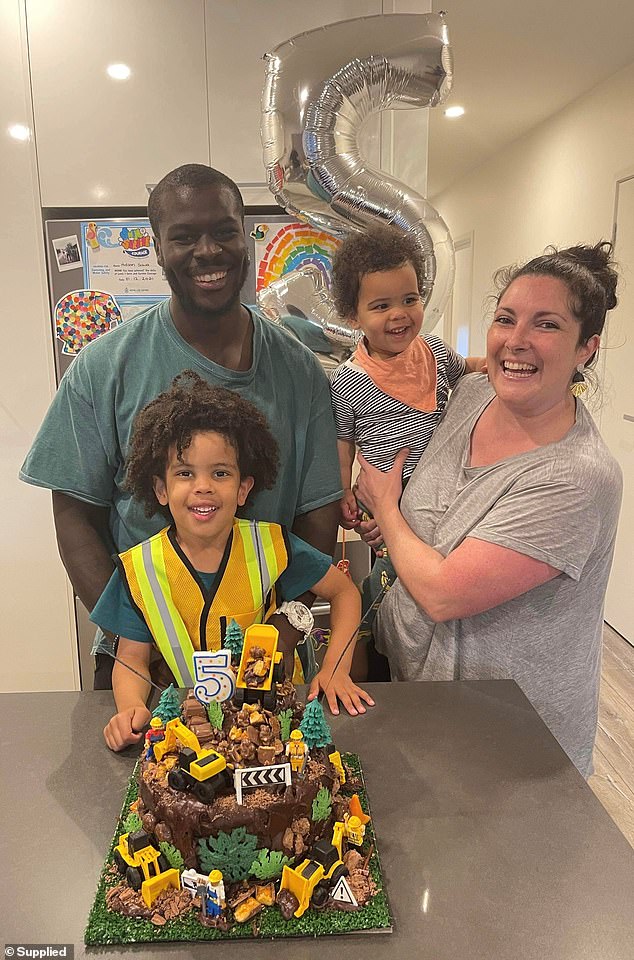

{"left": 234, "top": 762, "right": 292, "bottom": 805}
{"left": 331, "top": 875, "right": 358, "bottom": 907}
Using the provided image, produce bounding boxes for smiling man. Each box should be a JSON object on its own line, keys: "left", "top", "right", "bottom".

{"left": 21, "top": 164, "right": 342, "bottom": 688}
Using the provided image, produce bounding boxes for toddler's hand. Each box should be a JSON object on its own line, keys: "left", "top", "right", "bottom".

{"left": 308, "top": 668, "right": 375, "bottom": 717}
{"left": 339, "top": 489, "right": 361, "bottom": 529}
{"left": 104, "top": 705, "right": 151, "bottom": 752}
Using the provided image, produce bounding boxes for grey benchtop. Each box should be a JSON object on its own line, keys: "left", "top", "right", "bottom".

{"left": 2, "top": 681, "right": 633, "bottom": 959}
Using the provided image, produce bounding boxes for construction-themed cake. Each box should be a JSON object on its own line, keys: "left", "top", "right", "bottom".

{"left": 86, "top": 623, "right": 390, "bottom": 944}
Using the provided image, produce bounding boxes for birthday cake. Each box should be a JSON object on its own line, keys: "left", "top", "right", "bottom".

{"left": 86, "top": 624, "right": 390, "bottom": 943}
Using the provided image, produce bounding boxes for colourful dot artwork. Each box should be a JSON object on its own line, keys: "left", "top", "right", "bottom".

{"left": 55, "top": 289, "right": 123, "bottom": 356}
{"left": 255, "top": 223, "right": 340, "bottom": 292}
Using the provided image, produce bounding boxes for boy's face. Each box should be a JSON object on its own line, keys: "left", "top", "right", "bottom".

{"left": 153, "top": 431, "right": 254, "bottom": 547}
{"left": 351, "top": 263, "right": 424, "bottom": 360}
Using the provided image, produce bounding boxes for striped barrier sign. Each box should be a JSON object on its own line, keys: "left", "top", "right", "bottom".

{"left": 234, "top": 762, "right": 292, "bottom": 805}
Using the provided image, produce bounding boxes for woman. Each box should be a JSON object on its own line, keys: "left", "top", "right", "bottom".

{"left": 355, "top": 243, "right": 622, "bottom": 777}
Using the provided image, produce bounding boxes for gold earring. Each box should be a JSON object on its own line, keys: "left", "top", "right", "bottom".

{"left": 570, "top": 366, "right": 587, "bottom": 397}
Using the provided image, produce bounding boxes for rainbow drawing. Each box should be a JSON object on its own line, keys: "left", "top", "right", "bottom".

{"left": 256, "top": 223, "right": 340, "bottom": 292}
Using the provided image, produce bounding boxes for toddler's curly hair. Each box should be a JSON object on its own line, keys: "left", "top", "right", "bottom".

{"left": 125, "top": 370, "right": 279, "bottom": 518}
{"left": 332, "top": 224, "right": 426, "bottom": 318}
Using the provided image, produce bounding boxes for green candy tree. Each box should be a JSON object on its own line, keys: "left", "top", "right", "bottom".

{"left": 206, "top": 699, "right": 224, "bottom": 731}
{"left": 152, "top": 683, "right": 181, "bottom": 723}
{"left": 299, "top": 698, "right": 332, "bottom": 749}
{"left": 224, "top": 619, "right": 244, "bottom": 663}
{"left": 278, "top": 708, "right": 293, "bottom": 742}
{"left": 250, "top": 848, "right": 292, "bottom": 881}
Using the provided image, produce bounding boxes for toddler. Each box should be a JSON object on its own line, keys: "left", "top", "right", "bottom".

{"left": 330, "top": 226, "right": 484, "bottom": 639}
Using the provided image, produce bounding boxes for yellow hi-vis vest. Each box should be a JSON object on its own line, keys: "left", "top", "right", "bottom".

{"left": 116, "top": 519, "right": 289, "bottom": 687}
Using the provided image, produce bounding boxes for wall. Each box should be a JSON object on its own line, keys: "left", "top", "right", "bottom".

{"left": 433, "top": 60, "right": 634, "bottom": 355}
{"left": 0, "top": 0, "right": 77, "bottom": 691}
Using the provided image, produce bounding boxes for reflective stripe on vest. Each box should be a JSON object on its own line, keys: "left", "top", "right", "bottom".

{"left": 117, "top": 520, "right": 289, "bottom": 687}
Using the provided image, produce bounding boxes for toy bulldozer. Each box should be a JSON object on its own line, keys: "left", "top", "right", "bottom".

{"left": 113, "top": 830, "right": 180, "bottom": 907}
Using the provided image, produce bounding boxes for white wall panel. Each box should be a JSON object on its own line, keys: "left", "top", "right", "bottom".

{"left": 0, "top": 0, "right": 77, "bottom": 691}
{"left": 27, "top": 0, "right": 209, "bottom": 205}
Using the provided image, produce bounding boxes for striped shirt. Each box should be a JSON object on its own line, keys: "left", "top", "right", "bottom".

{"left": 330, "top": 336, "right": 466, "bottom": 479}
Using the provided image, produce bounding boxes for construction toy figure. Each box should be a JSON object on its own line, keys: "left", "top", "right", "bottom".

{"left": 344, "top": 814, "right": 366, "bottom": 846}
{"left": 286, "top": 729, "right": 309, "bottom": 774}
{"left": 144, "top": 717, "right": 165, "bottom": 760}
{"left": 203, "top": 870, "right": 226, "bottom": 919}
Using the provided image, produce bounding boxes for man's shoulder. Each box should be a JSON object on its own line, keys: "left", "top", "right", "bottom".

{"left": 251, "top": 308, "right": 328, "bottom": 376}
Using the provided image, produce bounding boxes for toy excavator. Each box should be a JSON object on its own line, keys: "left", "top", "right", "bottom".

{"left": 154, "top": 717, "right": 232, "bottom": 804}
{"left": 113, "top": 829, "right": 180, "bottom": 907}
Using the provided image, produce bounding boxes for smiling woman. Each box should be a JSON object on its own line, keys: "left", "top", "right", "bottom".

{"left": 355, "top": 242, "right": 623, "bottom": 777}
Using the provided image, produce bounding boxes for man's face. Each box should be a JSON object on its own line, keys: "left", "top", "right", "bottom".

{"left": 154, "top": 184, "right": 248, "bottom": 317}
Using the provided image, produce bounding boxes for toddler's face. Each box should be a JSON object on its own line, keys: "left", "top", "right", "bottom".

{"left": 351, "top": 263, "right": 424, "bottom": 360}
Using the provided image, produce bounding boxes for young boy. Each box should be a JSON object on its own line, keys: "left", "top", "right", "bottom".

{"left": 93, "top": 371, "right": 372, "bottom": 752}
{"left": 330, "top": 226, "right": 484, "bottom": 647}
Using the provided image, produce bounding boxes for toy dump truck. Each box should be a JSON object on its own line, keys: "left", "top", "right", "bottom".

{"left": 113, "top": 829, "right": 180, "bottom": 907}
{"left": 234, "top": 623, "right": 285, "bottom": 710}
{"left": 154, "top": 717, "right": 232, "bottom": 804}
{"left": 279, "top": 821, "right": 348, "bottom": 917}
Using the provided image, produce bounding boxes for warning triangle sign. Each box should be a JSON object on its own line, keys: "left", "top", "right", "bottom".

{"left": 331, "top": 875, "right": 358, "bottom": 907}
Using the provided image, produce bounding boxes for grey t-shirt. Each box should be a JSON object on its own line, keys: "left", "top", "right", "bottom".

{"left": 377, "top": 375, "right": 623, "bottom": 776}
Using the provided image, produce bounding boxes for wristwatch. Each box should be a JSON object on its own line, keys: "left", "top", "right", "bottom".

{"left": 275, "top": 600, "right": 314, "bottom": 635}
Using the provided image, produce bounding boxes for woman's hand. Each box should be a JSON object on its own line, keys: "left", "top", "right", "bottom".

{"left": 357, "top": 516, "right": 385, "bottom": 554}
{"left": 104, "top": 704, "right": 151, "bottom": 752}
{"left": 355, "top": 448, "right": 408, "bottom": 517}
{"left": 308, "top": 668, "right": 375, "bottom": 717}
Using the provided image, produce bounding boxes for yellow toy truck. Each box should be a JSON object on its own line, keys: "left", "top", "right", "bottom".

{"left": 154, "top": 718, "right": 232, "bottom": 804}
{"left": 279, "top": 821, "right": 348, "bottom": 917}
{"left": 113, "top": 830, "right": 180, "bottom": 907}
{"left": 234, "top": 623, "right": 285, "bottom": 710}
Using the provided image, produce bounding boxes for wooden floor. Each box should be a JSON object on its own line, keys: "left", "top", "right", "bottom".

{"left": 588, "top": 624, "right": 634, "bottom": 848}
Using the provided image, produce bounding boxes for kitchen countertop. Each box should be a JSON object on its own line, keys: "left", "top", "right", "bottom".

{"left": 3, "top": 680, "right": 633, "bottom": 958}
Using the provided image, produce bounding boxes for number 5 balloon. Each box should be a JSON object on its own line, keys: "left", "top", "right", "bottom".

{"left": 261, "top": 12, "right": 454, "bottom": 332}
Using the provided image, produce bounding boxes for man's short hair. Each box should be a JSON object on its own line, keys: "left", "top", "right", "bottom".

{"left": 148, "top": 164, "right": 245, "bottom": 236}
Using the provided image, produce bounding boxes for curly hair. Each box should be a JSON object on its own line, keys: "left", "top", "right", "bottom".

{"left": 493, "top": 241, "right": 619, "bottom": 359}
{"left": 125, "top": 371, "right": 279, "bottom": 519}
{"left": 332, "top": 224, "right": 426, "bottom": 318}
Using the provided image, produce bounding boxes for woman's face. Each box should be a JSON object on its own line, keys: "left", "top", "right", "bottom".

{"left": 487, "top": 274, "right": 600, "bottom": 415}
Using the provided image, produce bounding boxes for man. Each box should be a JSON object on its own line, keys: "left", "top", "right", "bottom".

{"left": 21, "top": 164, "right": 342, "bottom": 688}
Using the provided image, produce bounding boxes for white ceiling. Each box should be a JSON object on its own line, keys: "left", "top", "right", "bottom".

{"left": 428, "top": 0, "right": 634, "bottom": 198}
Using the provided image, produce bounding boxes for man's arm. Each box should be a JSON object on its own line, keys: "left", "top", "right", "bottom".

{"left": 52, "top": 491, "right": 115, "bottom": 611}
{"left": 270, "top": 501, "right": 341, "bottom": 676}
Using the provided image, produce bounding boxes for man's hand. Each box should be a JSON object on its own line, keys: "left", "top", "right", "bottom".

{"left": 104, "top": 704, "right": 151, "bottom": 752}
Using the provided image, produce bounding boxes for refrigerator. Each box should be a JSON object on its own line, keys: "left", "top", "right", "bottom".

{"left": 44, "top": 211, "right": 367, "bottom": 686}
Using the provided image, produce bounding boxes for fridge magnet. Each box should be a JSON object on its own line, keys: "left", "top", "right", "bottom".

{"left": 53, "top": 234, "right": 83, "bottom": 272}
{"left": 255, "top": 222, "right": 339, "bottom": 294}
{"left": 55, "top": 289, "right": 123, "bottom": 356}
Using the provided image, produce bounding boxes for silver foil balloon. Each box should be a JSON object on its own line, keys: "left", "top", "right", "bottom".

{"left": 257, "top": 264, "right": 358, "bottom": 372}
{"left": 261, "top": 12, "right": 454, "bottom": 335}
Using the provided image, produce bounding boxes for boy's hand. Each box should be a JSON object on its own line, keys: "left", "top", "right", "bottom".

{"left": 308, "top": 668, "right": 374, "bottom": 717}
{"left": 104, "top": 705, "right": 151, "bottom": 752}
{"left": 339, "top": 489, "right": 361, "bottom": 530}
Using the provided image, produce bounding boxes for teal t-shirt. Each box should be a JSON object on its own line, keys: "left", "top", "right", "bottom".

{"left": 20, "top": 300, "right": 342, "bottom": 552}
{"left": 90, "top": 530, "right": 331, "bottom": 643}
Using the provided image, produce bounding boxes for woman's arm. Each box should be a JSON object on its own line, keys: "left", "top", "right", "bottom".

{"left": 356, "top": 449, "right": 560, "bottom": 622}
{"left": 464, "top": 356, "right": 487, "bottom": 374}
{"left": 104, "top": 637, "right": 152, "bottom": 751}
{"left": 307, "top": 565, "right": 374, "bottom": 716}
